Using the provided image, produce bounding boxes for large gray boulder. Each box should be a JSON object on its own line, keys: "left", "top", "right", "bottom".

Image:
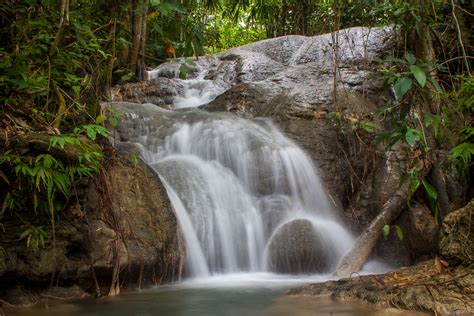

{"left": 267, "top": 219, "right": 336, "bottom": 273}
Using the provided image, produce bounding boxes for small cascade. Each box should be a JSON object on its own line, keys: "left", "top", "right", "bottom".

{"left": 173, "top": 79, "right": 228, "bottom": 108}
{"left": 112, "top": 100, "right": 354, "bottom": 278}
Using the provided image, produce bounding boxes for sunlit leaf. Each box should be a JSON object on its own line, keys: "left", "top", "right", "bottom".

{"left": 95, "top": 115, "right": 107, "bottom": 125}
{"left": 383, "top": 225, "right": 390, "bottom": 240}
{"left": 408, "top": 179, "right": 420, "bottom": 202}
{"left": 393, "top": 225, "right": 404, "bottom": 240}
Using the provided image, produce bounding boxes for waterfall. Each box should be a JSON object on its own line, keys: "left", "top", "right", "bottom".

{"left": 111, "top": 86, "right": 353, "bottom": 278}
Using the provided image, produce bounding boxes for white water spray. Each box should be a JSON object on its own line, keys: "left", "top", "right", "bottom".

{"left": 112, "top": 85, "right": 353, "bottom": 278}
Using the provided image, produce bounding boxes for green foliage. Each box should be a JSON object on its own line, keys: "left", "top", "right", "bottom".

{"left": 450, "top": 143, "right": 474, "bottom": 172}
{"left": 74, "top": 124, "right": 109, "bottom": 141}
{"left": 379, "top": 52, "right": 430, "bottom": 102}
{"left": 205, "top": 12, "right": 266, "bottom": 53}
{"left": 103, "top": 107, "right": 124, "bottom": 128}
{"left": 448, "top": 77, "right": 474, "bottom": 173}
{"left": 399, "top": 166, "right": 440, "bottom": 224}
{"left": 130, "top": 152, "right": 139, "bottom": 168}
{"left": 145, "top": 0, "right": 266, "bottom": 62}
{"left": 375, "top": 53, "right": 436, "bottom": 151}
{"left": 328, "top": 111, "right": 381, "bottom": 135}
{"left": 394, "top": 77, "right": 413, "bottom": 101}
{"left": 0, "top": 128, "right": 103, "bottom": 248}
{"left": 422, "top": 179, "right": 439, "bottom": 224}
{"left": 383, "top": 224, "right": 404, "bottom": 241}
{"left": 20, "top": 225, "right": 47, "bottom": 255}
{"left": 178, "top": 58, "right": 197, "bottom": 80}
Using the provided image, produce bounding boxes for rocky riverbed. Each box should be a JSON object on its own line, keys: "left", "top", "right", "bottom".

{"left": 289, "top": 200, "right": 474, "bottom": 315}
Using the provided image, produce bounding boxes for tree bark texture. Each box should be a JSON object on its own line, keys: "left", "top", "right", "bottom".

{"left": 413, "top": 0, "right": 451, "bottom": 218}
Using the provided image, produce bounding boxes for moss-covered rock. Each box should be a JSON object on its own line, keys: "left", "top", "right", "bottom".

{"left": 289, "top": 260, "right": 474, "bottom": 315}
{"left": 439, "top": 199, "right": 474, "bottom": 266}
{"left": 0, "top": 155, "right": 183, "bottom": 306}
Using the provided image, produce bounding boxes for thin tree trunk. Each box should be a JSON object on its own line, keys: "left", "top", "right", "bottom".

{"left": 49, "top": 0, "right": 69, "bottom": 57}
{"left": 130, "top": 0, "right": 148, "bottom": 80}
{"left": 414, "top": 0, "right": 451, "bottom": 218}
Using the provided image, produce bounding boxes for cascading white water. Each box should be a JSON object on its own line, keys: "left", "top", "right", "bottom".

{"left": 112, "top": 101, "right": 353, "bottom": 278}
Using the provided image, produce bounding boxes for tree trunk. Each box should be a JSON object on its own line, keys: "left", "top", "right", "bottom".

{"left": 130, "top": 0, "right": 148, "bottom": 80}
{"left": 414, "top": 0, "right": 451, "bottom": 218}
{"left": 113, "top": 0, "right": 148, "bottom": 80}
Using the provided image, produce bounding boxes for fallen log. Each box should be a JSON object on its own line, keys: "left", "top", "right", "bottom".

{"left": 0, "top": 132, "right": 101, "bottom": 163}
{"left": 334, "top": 181, "right": 410, "bottom": 278}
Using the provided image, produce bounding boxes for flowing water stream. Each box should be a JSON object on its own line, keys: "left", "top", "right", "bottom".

{"left": 111, "top": 97, "right": 353, "bottom": 278}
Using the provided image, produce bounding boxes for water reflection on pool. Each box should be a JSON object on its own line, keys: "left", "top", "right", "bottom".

{"left": 9, "top": 273, "right": 427, "bottom": 316}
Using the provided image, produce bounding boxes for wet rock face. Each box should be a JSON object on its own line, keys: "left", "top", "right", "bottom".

{"left": 267, "top": 219, "right": 335, "bottom": 273}
{"left": 111, "top": 78, "right": 185, "bottom": 108}
{"left": 407, "top": 203, "right": 438, "bottom": 260}
{"left": 440, "top": 199, "right": 474, "bottom": 265}
{"left": 201, "top": 28, "right": 392, "bottom": 216}
{"left": 83, "top": 158, "right": 183, "bottom": 286}
{"left": 0, "top": 156, "right": 182, "bottom": 305}
{"left": 110, "top": 27, "right": 393, "bottom": 215}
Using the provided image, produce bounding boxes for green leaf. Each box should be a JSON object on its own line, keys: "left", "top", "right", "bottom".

{"left": 86, "top": 128, "right": 97, "bottom": 140}
{"left": 409, "top": 65, "right": 426, "bottom": 88}
{"left": 405, "top": 128, "right": 422, "bottom": 146}
{"left": 179, "top": 64, "right": 188, "bottom": 79}
{"left": 427, "top": 77, "right": 442, "bottom": 93}
{"left": 385, "top": 57, "right": 407, "bottom": 64}
{"left": 20, "top": 229, "right": 31, "bottom": 240}
{"left": 72, "top": 85, "right": 81, "bottom": 95}
{"left": 450, "top": 143, "right": 474, "bottom": 167}
{"left": 383, "top": 225, "right": 390, "bottom": 240}
{"left": 185, "top": 58, "right": 197, "bottom": 67}
{"left": 408, "top": 179, "right": 421, "bottom": 201}
{"left": 394, "top": 77, "right": 412, "bottom": 101}
{"left": 393, "top": 225, "right": 404, "bottom": 240}
{"left": 130, "top": 152, "right": 139, "bottom": 167}
{"left": 96, "top": 115, "right": 107, "bottom": 124}
{"left": 49, "top": 136, "right": 66, "bottom": 150}
{"left": 359, "top": 121, "right": 381, "bottom": 133}
{"left": 405, "top": 52, "right": 416, "bottom": 65}
{"left": 422, "top": 180, "right": 438, "bottom": 201}
{"left": 424, "top": 113, "right": 444, "bottom": 139}
{"left": 422, "top": 180, "right": 438, "bottom": 224}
